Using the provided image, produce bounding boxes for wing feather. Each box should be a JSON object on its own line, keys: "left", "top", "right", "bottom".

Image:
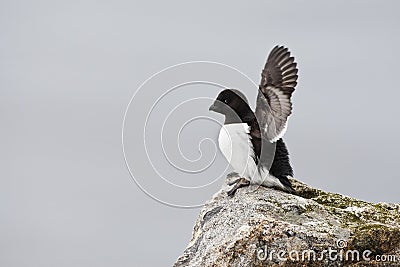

{"left": 253, "top": 45, "right": 298, "bottom": 142}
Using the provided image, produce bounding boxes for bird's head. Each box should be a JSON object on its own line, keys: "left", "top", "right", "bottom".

{"left": 209, "top": 89, "right": 252, "bottom": 124}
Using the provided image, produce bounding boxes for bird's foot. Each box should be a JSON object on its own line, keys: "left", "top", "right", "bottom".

{"left": 227, "top": 177, "right": 241, "bottom": 186}
{"left": 227, "top": 178, "right": 250, "bottom": 197}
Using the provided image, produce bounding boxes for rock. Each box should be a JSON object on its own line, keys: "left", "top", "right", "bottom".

{"left": 174, "top": 174, "right": 400, "bottom": 267}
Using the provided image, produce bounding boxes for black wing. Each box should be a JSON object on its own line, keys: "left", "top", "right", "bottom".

{"left": 253, "top": 45, "right": 298, "bottom": 143}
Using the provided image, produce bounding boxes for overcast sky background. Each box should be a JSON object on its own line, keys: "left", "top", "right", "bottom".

{"left": 1, "top": 1, "right": 400, "bottom": 266}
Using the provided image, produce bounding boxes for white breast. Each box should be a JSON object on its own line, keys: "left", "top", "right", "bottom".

{"left": 218, "top": 123, "right": 285, "bottom": 188}
{"left": 218, "top": 123, "right": 259, "bottom": 180}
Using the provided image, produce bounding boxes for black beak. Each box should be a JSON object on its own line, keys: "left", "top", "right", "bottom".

{"left": 208, "top": 100, "right": 228, "bottom": 114}
{"left": 209, "top": 101, "right": 224, "bottom": 113}
{"left": 209, "top": 103, "right": 217, "bottom": 112}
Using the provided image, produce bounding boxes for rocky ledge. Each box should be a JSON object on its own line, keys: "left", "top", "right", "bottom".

{"left": 174, "top": 174, "right": 400, "bottom": 267}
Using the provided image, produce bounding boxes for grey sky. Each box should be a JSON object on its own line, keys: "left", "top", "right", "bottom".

{"left": 1, "top": 1, "right": 400, "bottom": 266}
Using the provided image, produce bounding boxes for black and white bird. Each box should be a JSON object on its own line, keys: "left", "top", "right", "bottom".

{"left": 209, "top": 45, "right": 298, "bottom": 196}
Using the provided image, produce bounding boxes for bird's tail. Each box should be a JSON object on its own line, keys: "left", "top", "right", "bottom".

{"left": 278, "top": 175, "right": 295, "bottom": 194}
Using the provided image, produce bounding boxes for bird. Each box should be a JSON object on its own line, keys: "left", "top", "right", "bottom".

{"left": 209, "top": 45, "right": 298, "bottom": 196}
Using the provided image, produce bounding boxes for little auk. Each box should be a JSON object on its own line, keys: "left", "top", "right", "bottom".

{"left": 209, "top": 45, "right": 298, "bottom": 196}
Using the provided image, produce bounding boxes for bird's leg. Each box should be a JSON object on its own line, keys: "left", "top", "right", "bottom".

{"left": 227, "top": 177, "right": 242, "bottom": 186}
{"left": 227, "top": 178, "right": 250, "bottom": 197}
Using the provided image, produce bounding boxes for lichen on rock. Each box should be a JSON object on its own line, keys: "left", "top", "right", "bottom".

{"left": 174, "top": 174, "right": 400, "bottom": 267}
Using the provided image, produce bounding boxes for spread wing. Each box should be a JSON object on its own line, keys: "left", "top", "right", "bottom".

{"left": 253, "top": 45, "right": 298, "bottom": 142}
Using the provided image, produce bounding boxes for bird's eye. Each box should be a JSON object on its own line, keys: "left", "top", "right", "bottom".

{"left": 224, "top": 99, "right": 228, "bottom": 103}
